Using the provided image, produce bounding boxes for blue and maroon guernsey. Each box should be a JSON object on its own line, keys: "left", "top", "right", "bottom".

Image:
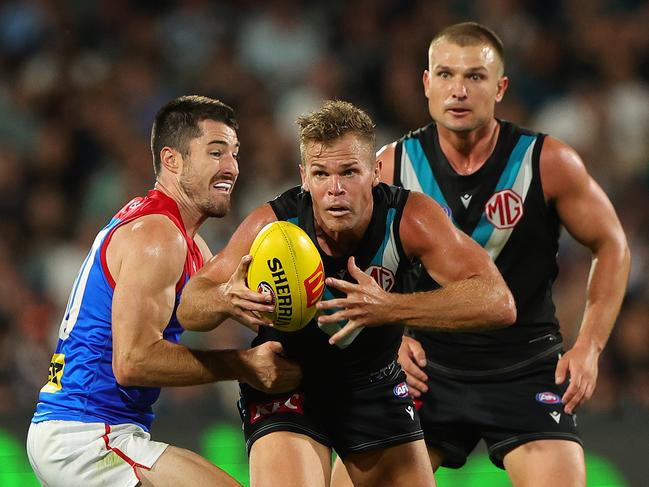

{"left": 32, "top": 190, "right": 204, "bottom": 431}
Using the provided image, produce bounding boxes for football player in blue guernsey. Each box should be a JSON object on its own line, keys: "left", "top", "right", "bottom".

{"left": 177, "top": 100, "right": 516, "bottom": 487}
{"left": 27, "top": 95, "right": 302, "bottom": 487}
{"left": 332, "top": 22, "right": 631, "bottom": 487}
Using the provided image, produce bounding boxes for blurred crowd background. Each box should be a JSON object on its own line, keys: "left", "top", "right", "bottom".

{"left": 0, "top": 0, "right": 648, "bottom": 485}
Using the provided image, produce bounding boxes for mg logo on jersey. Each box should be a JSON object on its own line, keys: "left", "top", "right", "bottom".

{"left": 485, "top": 189, "right": 524, "bottom": 229}
{"left": 366, "top": 265, "right": 395, "bottom": 291}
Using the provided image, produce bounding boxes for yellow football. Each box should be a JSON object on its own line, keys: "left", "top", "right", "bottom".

{"left": 247, "top": 221, "right": 325, "bottom": 332}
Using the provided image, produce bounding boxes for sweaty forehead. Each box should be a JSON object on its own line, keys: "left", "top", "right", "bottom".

{"left": 304, "top": 134, "right": 373, "bottom": 165}
{"left": 197, "top": 119, "right": 239, "bottom": 146}
{"left": 430, "top": 40, "right": 501, "bottom": 71}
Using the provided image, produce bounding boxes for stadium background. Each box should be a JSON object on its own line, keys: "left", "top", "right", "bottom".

{"left": 0, "top": 0, "right": 648, "bottom": 485}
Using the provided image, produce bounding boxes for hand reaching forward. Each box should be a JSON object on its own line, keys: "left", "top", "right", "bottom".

{"left": 398, "top": 336, "right": 429, "bottom": 398}
{"left": 316, "top": 256, "right": 393, "bottom": 345}
{"left": 240, "top": 341, "right": 302, "bottom": 393}
{"left": 223, "top": 255, "right": 275, "bottom": 329}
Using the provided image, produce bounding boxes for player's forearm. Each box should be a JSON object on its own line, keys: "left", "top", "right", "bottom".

{"left": 114, "top": 340, "right": 249, "bottom": 387}
{"left": 387, "top": 275, "right": 516, "bottom": 330}
{"left": 575, "top": 240, "right": 630, "bottom": 353}
{"left": 177, "top": 276, "right": 231, "bottom": 331}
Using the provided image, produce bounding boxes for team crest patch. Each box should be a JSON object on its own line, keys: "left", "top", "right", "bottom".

{"left": 536, "top": 392, "right": 562, "bottom": 404}
{"left": 393, "top": 382, "right": 409, "bottom": 398}
{"left": 485, "top": 189, "right": 524, "bottom": 229}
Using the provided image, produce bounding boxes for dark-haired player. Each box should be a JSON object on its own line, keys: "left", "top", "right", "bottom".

{"left": 27, "top": 95, "right": 301, "bottom": 487}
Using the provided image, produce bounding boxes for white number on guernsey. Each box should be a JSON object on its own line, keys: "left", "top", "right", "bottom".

{"left": 58, "top": 227, "right": 111, "bottom": 340}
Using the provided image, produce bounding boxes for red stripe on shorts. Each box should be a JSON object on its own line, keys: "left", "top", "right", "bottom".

{"left": 102, "top": 424, "right": 151, "bottom": 480}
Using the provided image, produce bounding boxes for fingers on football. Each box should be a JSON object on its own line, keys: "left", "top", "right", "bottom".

{"left": 234, "top": 254, "right": 253, "bottom": 280}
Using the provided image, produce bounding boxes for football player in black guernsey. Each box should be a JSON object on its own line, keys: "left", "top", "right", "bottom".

{"left": 177, "top": 100, "right": 515, "bottom": 487}
{"left": 332, "top": 22, "right": 630, "bottom": 487}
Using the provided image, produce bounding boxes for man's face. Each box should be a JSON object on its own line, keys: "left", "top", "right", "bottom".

{"left": 179, "top": 119, "right": 239, "bottom": 218}
{"left": 300, "top": 133, "right": 380, "bottom": 236}
{"left": 423, "top": 39, "right": 508, "bottom": 132}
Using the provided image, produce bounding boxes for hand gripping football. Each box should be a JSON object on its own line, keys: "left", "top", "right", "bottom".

{"left": 247, "top": 221, "right": 325, "bottom": 332}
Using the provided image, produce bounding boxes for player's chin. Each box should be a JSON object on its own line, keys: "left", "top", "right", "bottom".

{"left": 204, "top": 199, "right": 231, "bottom": 218}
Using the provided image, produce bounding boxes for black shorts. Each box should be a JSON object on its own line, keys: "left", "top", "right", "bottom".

{"left": 417, "top": 353, "right": 582, "bottom": 469}
{"left": 237, "top": 360, "right": 424, "bottom": 459}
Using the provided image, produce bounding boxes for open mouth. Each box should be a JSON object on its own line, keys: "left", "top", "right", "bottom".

{"left": 212, "top": 182, "right": 232, "bottom": 193}
{"left": 327, "top": 206, "right": 350, "bottom": 216}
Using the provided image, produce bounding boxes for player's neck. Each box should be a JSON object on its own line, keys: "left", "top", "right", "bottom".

{"left": 313, "top": 213, "right": 371, "bottom": 258}
{"left": 154, "top": 182, "right": 206, "bottom": 237}
{"left": 437, "top": 119, "right": 500, "bottom": 176}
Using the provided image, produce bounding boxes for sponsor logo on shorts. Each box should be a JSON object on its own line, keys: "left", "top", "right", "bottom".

{"left": 393, "top": 381, "right": 409, "bottom": 398}
{"left": 549, "top": 411, "right": 561, "bottom": 424}
{"left": 536, "top": 392, "right": 562, "bottom": 404}
{"left": 248, "top": 393, "right": 305, "bottom": 424}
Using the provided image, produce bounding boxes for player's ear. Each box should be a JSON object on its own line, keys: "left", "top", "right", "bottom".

{"left": 299, "top": 163, "right": 309, "bottom": 192}
{"left": 160, "top": 147, "right": 181, "bottom": 175}
{"left": 495, "top": 76, "right": 509, "bottom": 102}
{"left": 423, "top": 70, "right": 431, "bottom": 99}
{"left": 372, "top": 159, "right": 382, "bottom": 187}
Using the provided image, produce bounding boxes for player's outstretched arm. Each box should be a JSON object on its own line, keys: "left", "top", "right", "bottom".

{"left": 541, "top": 137, "right": 630, "bottom": 413}
{"left": 108, "top": 213, "right": 300, "bottom": 392}
{"left": 177, "top": 204, "right": 278, "bottom": 331}
{"left": 319, "top": 192, "right": 515, "bottom": 344}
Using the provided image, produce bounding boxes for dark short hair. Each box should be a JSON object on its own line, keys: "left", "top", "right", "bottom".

{"left": 296, "top": 100, "right": 375, "bottom": 164}
{"left": 150, "top": 95, "right": 238, "bottom": 177}
{"left": 430, "top": 22, "right": 505, "bottom": 72}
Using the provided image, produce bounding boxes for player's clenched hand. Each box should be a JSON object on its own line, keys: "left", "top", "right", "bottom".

{"left": 555, "top": 342, "right": 600, "bottom": 414}
{"left": 242, "top": 341, "right": 302, "bottom": 393}
{"left": 223, "top": 255, "right": 275, "bottom": 328}
{"left": 398, "top": 336, "right": 429, "bottom": 398}
{"left": 316, "top": 257, "right": 393, "bottom": 345}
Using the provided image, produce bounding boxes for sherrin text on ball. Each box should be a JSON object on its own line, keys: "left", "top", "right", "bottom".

{"left": 247, "top": 221, "right": 325, "bottom": 331}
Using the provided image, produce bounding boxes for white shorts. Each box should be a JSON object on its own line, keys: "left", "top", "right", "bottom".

{"left": 27, "top": 420, "right": 169, "bottom": 487}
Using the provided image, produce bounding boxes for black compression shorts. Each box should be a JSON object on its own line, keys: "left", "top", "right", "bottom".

{"left": 237, "top": 360, "right": 424, "bottom": 459}
{"left": 416, "top": 352, "right": 582, "bottom": 469}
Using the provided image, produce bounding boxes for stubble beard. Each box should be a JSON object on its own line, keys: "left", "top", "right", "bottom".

{"left": 180, "top": 178, "right": 231, "bottom": 219}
